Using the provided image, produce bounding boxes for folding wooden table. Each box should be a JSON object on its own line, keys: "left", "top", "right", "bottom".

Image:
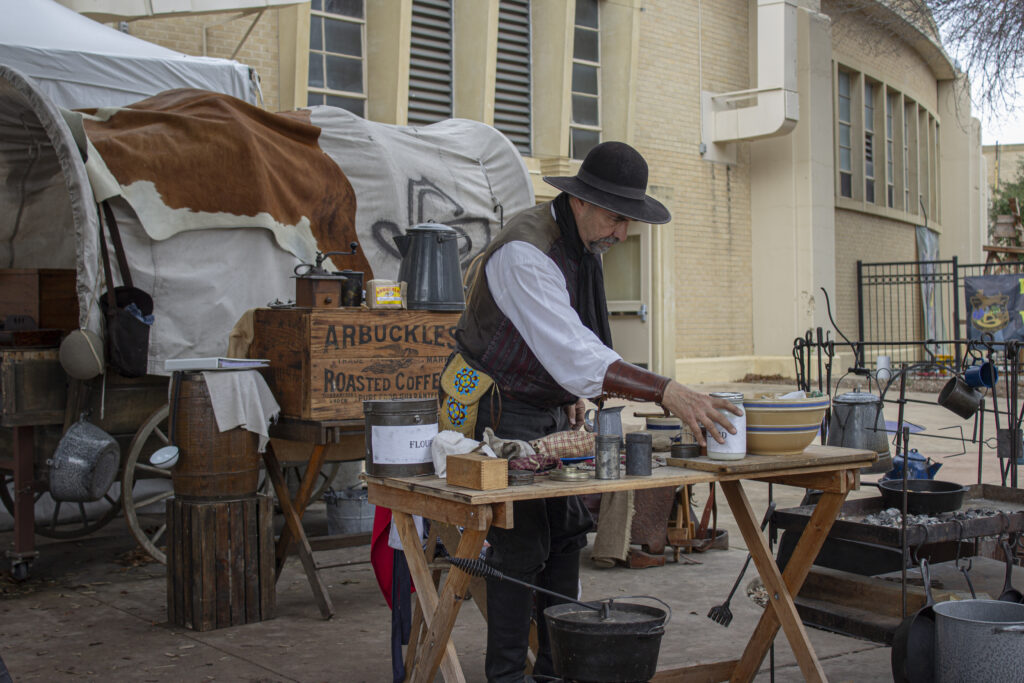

{"left": 365, "top": 445, "right": 875, "bottom": 683}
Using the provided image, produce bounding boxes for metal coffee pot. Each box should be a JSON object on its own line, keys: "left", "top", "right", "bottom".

{"left": 394, "top": 222, "right": 466, "bottom": 311}
{"left": 826, "top": 390, "right": 892, "bottom": 473}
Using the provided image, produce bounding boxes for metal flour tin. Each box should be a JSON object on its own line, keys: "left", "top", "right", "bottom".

{"left": 707, "top": 392, "right": 746, "bottom": 460}
{"left": 364, "top": 398, "right": 438, "bottom": 476}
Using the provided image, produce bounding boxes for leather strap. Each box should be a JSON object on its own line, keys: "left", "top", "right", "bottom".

{"left": 600, "top": 359, "right": 671, "bottom": 403}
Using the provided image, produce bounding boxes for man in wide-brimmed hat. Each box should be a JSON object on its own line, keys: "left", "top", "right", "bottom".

{"left": 440, "top": 141, "right": 740, "bottom": 682}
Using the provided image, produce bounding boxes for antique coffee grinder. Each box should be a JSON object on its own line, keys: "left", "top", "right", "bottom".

{"left": 293, "top": 242, "right": 364, "bottom": 307}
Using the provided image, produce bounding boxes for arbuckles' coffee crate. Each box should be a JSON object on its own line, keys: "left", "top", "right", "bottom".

{"left": 251, "top": 308, "right": 458, "bottom": 420}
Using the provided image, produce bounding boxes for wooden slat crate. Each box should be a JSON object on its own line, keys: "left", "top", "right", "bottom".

{"left": 166, "top": 495, "right": 275, "bottom": 631}
{"left": 251, "top": 308, "right": 459, "bottom": 420}
{"left": 0, "top": 268, "right": 78, "bottom": 332}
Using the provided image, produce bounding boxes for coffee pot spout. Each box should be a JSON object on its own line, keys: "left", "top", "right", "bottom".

{"left": 393, "top": 234, "right": 411, "bottom": 257}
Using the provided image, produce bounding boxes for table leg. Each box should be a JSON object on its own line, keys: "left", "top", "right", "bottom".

{"left": 393, "top": 511, "right": 487, "bottom": 683}
{"left": 720, "top": 480, "right": 847, "bottom": 683}
{"left": 274, "top": 443, "right": 329, "bottom": 576}
{"left": 262, "top": 443, "right": 334, "bottom": 619}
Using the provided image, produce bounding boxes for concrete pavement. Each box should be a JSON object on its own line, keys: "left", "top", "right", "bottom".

{"left": 0, "top": 379, "right": 1007, "bottom": 682}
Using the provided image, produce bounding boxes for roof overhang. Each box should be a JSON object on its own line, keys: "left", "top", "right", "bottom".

{"left": 56, "top": 0, "right": 302, "bottom": 22}
{"left": 848, "top": 0, "right": 957, "bottom": 81}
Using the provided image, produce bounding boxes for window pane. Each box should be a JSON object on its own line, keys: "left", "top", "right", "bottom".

{"left": 866, "top": 181, "right": 874, "bottom": 204}
{"left": 310, "top": 16, "right": 323, "bottom": 51}
{"left": 311, "top": 0, "right": 322, "bottom": 10}
{"left": 326, "top": 94, "right": 365, "bottom": 116}
{"left": 574, "top": 27, "right": 598, "bottom": 63}
{"left": 572, "top": 128, "right": 600, "bottom": 160}
{"left": 888, "top": 185, "right": 894, "bottom": 208}
{"left": 326, "top": 54, "right": 362, "bottom": 92}
{"left": 840, "top": 172, "right": 852, "bottom": 198}
{"left": 572, "top": 94, "right": 599, "bottom": 126}
{"left": 324, "top": 17, "right": 361, "bottom": 57}
{"left": 575, "top": 0, "right": 599, "bottom": 28}
{"left": 839, "top": 147, "right": 851, "bottom": 171}
{"left": 307, "top": 91, "right": 325, "bottom": 106}
{"left": 325, "top": 0, "right": 363, "bottom": 18}
{"left": 308, "top": 54, "right": 325, "bottom": 88}
{"left": 572, "top": 63, "right": 598, "bottom": 94}
{"left": 838, "top": 71, "right": 849, "bottom": 97}
{"left": 839, "top": 124, "right": 850, "bottom": 148}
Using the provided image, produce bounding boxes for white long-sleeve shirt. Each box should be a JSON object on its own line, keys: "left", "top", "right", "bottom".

{"left": 484, "top": 239, "right": 621, "bottom": 399}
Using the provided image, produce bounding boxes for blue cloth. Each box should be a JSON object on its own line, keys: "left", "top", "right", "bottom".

{"left": 124, "top": 302, "right": 154, "bottom": 325}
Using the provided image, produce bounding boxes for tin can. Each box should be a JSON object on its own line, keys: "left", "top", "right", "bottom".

{"left": 594, "top": 433, "right": 621, "bottom": 480}
{"left": 707, "top": 392, "right": 746, "bottom": 461}
{"left": 625, "top": 432, "right": 653, "bottom": 476}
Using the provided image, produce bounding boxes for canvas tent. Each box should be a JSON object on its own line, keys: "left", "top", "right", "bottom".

{"left": 0, "top": 0, "right": 259, "bottom": 109}
{"left": 0, "top": 68, "right": 533, "bottom": 374}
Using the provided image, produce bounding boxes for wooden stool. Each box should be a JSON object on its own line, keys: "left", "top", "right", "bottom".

{"left": 166, "top": 495, "right": 275, "bottom": 631}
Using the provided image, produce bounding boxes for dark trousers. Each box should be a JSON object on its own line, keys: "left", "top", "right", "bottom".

{"left": 475, "top": 392, "right": 593, "bottom": 682}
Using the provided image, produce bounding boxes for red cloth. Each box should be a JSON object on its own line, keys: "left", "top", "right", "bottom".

{"left": 370, "top": 506, "right": 416, "bottom": 607}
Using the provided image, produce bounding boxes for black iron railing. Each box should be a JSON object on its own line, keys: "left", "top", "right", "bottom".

{"left": 857, "top": 257, "right": 1024, "bottom": 369}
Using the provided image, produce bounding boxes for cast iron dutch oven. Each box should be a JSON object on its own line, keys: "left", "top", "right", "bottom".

{"left": 891, "top": 558, "right": 936, "bottom": 683}
{"left": 876, "top": 479, "right": 967, "bottom": 515}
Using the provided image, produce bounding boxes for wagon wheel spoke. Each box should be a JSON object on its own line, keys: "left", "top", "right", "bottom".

{"left": 122, "top": 404, "right": 172, "bottom": 565}
{"left": 135, "top": 463, "right": 173, "bottom": 478}
{"left": 134, "top": 489, "right": 175, "bottom": 511}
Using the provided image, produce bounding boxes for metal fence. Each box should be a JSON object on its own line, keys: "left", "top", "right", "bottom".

{"left": 857, "top": 257, "right": 1024, "bottom": 369}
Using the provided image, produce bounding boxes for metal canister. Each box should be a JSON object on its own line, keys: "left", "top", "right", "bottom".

{"left": 625, "top": 432, "right": 653, "bottom": 476}
{"left": 707, "top": 392, "right": 746, "bottom": 460}
{"left": 594, "top": 433, "right": 621, "bottom": 480}
{"left": 363, "top": 398, "right": 438, "bottom": 476}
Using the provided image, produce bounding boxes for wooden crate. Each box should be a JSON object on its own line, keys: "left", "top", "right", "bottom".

{"left": 166, "top": 495, "right": 275, "bottom": 631}
{"left": 0, "top": 348, "right": 67, "bottom": 427}
{"left": 0, "top": 269, "right": 78, "bottom": 332}
{"left": 446, "top": 453, "right": 508, "bottom": 490}
{"left": 251, "top": 308, "right": 459, "bottom": 420}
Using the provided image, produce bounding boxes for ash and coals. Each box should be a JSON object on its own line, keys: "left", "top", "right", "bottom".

{"left": 859, "top": 507, "right": 1008, "bottom": 528}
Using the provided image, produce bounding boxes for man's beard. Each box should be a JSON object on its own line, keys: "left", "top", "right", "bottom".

{"left": 588, "top": 237, "right": 618, "bottom": 255}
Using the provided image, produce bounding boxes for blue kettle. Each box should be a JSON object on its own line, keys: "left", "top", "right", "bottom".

{"left": 883, "top": 449, "right": 941, "bottom": 480}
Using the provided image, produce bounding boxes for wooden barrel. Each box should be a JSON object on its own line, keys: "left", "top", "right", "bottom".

{"left": 171, "top": 372, "right": 259, "bottom": 500}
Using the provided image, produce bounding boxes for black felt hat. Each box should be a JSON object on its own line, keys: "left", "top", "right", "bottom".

{"left": 543, "top": 142, "right": 671, "bottom": 224}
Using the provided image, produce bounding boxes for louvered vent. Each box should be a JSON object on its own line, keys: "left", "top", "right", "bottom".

{"left": 408, "top": 0, "right": 453, "bottom": 126}
{"left": 495, "top": 0, "right": 531, "bottom": 155}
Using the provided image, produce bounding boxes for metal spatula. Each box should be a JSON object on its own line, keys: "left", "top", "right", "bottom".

{"left": 707, "top": 502, "right": 775, "bottom": 627}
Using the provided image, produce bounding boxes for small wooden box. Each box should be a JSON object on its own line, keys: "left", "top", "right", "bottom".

{"left": 0, "top": 269, "right": 78, "bottom": 331}
{"left": 446, "top": 453, "right": 508, "bottom": 490}
{"left": 166, "top": 495, "right": 275, "bottom": 632}
{"left": 295, "top": 277, "right": 345, "bottom": 308}
{"left": 250, "top": 307, "right": 459, "bottom": 420}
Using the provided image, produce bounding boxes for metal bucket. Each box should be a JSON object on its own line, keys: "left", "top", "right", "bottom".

{"left": 364, "top": 398, "right": 438, "bottom": 476}
{"left": 934, "top": 599, "right": 1024, "bottom": 682}
{"left": 827, "top": 391, "right": 891, "bottom": 473}
{"left": 172, "top": 372, "right": 260, "bottom": 500}
{"left": 545, "top": 600, "right": 669, "bottom": 683}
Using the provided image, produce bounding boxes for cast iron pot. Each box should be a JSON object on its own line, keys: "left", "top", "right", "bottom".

{"left": 546, "top": 598, "right": 670, "bottom": 683}
{"left": 876, "top": 479, "right": 967, "bottom": 515}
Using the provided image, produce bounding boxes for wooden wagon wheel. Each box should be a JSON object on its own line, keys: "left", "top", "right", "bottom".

{"left": 0, "top": 471, "right": 121, "bottom": 539}
{"left": 122, "top": 404, "right": 174, "bottom": 564}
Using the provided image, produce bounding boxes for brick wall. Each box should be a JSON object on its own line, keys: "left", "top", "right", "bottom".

{"left": 117, "top": 11, "right": 282, "bottom": 112}
{"left": 635, "top": 0, "right": 754, "bottom": 358}
{"left": 833, "top": 208, "right": 921, "bottom": 344}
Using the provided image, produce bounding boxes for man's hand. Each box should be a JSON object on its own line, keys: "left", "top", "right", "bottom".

{"left": 566, "top": 398, "right": 586, "bottom": 430}
{"left": 660, "top": 381, "right": 743, "bottom": 446}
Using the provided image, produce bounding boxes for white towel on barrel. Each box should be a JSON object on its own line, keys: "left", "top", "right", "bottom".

{"left": 201, "top": 370, "right": 280, "bottom": 452}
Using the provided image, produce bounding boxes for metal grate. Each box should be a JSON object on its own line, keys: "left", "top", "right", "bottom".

{"left": 495, "top": 0, "right": 531, "bottom": 155}
{"left": 408, "top": 0, "right": 453, "bottom": 126}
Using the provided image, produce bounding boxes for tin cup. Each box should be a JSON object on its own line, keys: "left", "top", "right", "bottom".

{"left": 964, "top": 361, "right": 998, "bottom": 389}
{"left": 594, "top": 433, "right": 621, "bottom": 480}
{"left": 937, "top": 376, "right": 982, "bottom": 419}
{"left": 625, "top": 432, "right": 653, "bottom": 476}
